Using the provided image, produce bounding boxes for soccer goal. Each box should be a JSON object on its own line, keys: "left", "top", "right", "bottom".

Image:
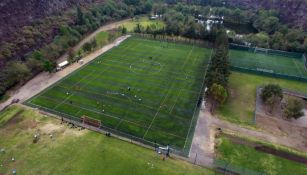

{"left": 254, "top": 47, "right": 268, "bottom": 54}
{"left": 81, "top": 115, "right": 102, "bottom": 128}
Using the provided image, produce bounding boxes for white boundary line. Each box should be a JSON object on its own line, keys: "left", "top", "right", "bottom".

{"left": 183, "top": 48, "right": 214, "bottom": 152}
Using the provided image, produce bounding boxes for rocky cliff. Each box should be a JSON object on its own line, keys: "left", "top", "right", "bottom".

{"left": 225, "top": 0, "right": 307, "bottom": 30}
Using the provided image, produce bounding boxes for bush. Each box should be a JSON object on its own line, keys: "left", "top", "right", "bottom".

{"left": 283, "top": 97, "right": 304, "bottom": 119}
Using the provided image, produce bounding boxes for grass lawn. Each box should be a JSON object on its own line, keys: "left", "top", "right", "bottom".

{"left": 217, "top": 72, "right": 307, "bottom": 125}
{"left": 229, "top": 49, "right": 307, "bottom": 79}
{"left": 0, "top": 105, "right": 214, "bottom": 175}
{"left": 26, "top": 37, "right": 212, "bottom": 154}
{"left": 216, "top": 136, "right": 307, "bottom": 175}
{"left": 95, "top": 31, "right": 109, "bottom": 46}
{"left": 121, "top": 16, "right": 165, "bottom": 32}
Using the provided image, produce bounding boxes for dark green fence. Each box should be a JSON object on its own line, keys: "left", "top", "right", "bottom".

{"left": 230, "top": 66, "right": 307, "bottom": 82}
{"left": 214, "top": 159, "right": 266, "bottom": 175}
{"left": 132, "top": 33, "right": 214, "bottom": 48}
{"left": 229, "top": 43, "right": 303, "bottom": 59}
{"left": 25, "top": 101, "right": 191, "bottom": 157}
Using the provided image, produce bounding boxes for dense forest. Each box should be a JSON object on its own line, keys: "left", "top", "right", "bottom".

{"left": 0, "top": 0, "right": 153, "bottom": 97}
{"left": 0, "top": 0, "right": 306, "bottom": 98}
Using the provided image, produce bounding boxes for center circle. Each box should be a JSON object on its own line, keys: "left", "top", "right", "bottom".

{"left": 130, "top": 59, "right": 162, "bottom": 74}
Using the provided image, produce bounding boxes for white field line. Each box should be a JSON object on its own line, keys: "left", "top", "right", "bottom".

{"left": 169, "top": 46, "right": 195, "bottom": 114}
{"left": 142, "top": 82, "right": 173, "bottom": 139}
{"left": 30, "top": 97, "right": 185, "bottom": 139}
{"left": 142, "top": 45, "right": 195, "bottom": 139}
{"left": 183, "top": 48, "right": 214, "bottom": 151}
{"left": 292, "top": 58, "right": 304, "bottom": 77}
{"left": 169, "top": 88, "right": 184, "bottom": 114}
{"left": 52, "top": 37, "right": 140, "bottom": 111}
{"left": 53, "top": 70, "right": 97, "bottom": 110}
{"left": 54, "top": 68, "right": 110, "bottom": 109}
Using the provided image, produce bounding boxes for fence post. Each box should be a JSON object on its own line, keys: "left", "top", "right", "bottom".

{"left": 194, "top": 153, "right": 197, "bottom": 164}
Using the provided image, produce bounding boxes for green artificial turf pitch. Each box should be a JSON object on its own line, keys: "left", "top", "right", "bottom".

{"left": 26, "top": 37, "right": 212, "bottom": 153}
{"left": 229, "top": 49, "right": 307, "bottom": 78}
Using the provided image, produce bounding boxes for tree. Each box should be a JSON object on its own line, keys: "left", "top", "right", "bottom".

{"left": 83, "top": 42, "right": 92, "bottom": 52}
{"left": 43, "top": 60, "right": 56, "bottom": 73}
{"left": 283, "top": 97, "right": 304, "bottom": 120}
{"left": 134, "top": 23, "right": 142, "bottom": 33}
{"left": 90, "top": 39, "right": 97, "bottom": 49}
{"left": 260, "top": 84, "right": 283, "bottom": 113}
{"left": 77, "top": 6, "right": 85, "bottom": 25}
{"left": 209, "top": 83, "right": 228, "bottom": 113}
{"left": 7, "top": 62, "right": 30, "bottom": 81}
{"left": 122, "top": 26, "right": 127, "bottom": 34}
{"left": 32, "top": 50, "right": 43, "bottom": 60}
{"left": 68, "top": 48, "right": 76, "bottom": 63}
{"left": 205, "top": 30, "right": 230, "bottom": 88}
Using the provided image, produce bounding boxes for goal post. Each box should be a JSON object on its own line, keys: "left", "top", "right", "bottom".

{"left": 81, "top": 115, "right": 102, "bottom": 128}
{"left": 254, "top": 47, "right": 268, "bottom": 54}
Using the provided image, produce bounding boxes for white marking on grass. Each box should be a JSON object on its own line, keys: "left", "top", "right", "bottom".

{"left": 292, "top": 58, "right": 304, "bottom": 77}
{"left": 183, "top": 48, "right": 213, "bottom": 152}
{"left": 142, "top": 86, "right": 172, "bottom": 139}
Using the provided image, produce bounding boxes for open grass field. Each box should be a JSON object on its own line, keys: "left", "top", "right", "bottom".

{"left": 25, "top": 37, "right": 212, "bottom": 154}
{"left": 121, "top": 16, "right": 165, "bottom": 32}
{"left": 0, "top": 105, "right": 214, "bottom": 175}
{"left": 216, "top": 136, "right": 307, "bottom": 175}
{"left": 217, "top": 72, "right": 307, "bottom": 125}
{"left": 229, "top": 49, "right": 307, "bottom": 79}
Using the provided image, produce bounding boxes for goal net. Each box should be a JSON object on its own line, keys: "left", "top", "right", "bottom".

{"left": 254, "top": 47, "right": 268, "bottom": 54}
{"left": 81, "top": 115, "right": 102, "bottom": 128}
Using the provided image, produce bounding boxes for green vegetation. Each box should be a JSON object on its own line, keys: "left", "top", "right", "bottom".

{"left": 95, "top": 31, "right": 109, "bottom": 46}
{"left": 0, "top": 0, "right": 154, "bottom": 96}
{"left": 121, "top": 16, "right": 165, "bottom": 32}
{"left": 283, "top": 97, "right": 304, "bottom": 119}
{"left": 260, "top": 84, "right": 283, "bottom": 113}
{"left": 217, "top": 72, "right": 307, "bottom": 125}
{"left": 0, "top": 94, "right": 10, "bottom": 103}
{"left": 0, "top": 105, "right": 214, "bottom": 175}
{"left": 0, "top": 106, "right": 24, "bottom": 127}
{"left": 216, "top": 136, "right": 307, "bottom": 175}
{"left": 26, "top": 37, "right": 212, "bottom": 153}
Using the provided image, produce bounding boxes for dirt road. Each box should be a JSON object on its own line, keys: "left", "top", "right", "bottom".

{"left": 189, "top": 102, "right": 307, "bottom": 168}
{"left": 0, "top": 35, "right": 131, "bottom": 111}
{"left": 57, "top": 18, "right": 131, "bottom": 63}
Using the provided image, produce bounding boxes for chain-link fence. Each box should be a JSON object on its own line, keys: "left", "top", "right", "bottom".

{"left": 229, "top": 44, "right": 307, "bottom": 82}
{"left": 214, "top": 159, "right": 266, "bottom": 175}
{"left": 230, "top": 43, "right": 303, "bottom": 58}
{"left": 131, "top": 33, "right": 214, "bottom": 48}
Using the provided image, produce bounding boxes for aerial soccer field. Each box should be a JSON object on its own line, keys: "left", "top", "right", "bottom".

{"left": 26, "top": 37, "right": 212, "bottom": 154}
{"left": 229, "top": 49, "right": 307, "bottom": 80}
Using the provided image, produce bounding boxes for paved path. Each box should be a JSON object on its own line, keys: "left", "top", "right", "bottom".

{"left": 189, "top": 106, "right": 215, "bottom": 167}
{"left": 0, "top": 35, "right": 130, "bottom": 111}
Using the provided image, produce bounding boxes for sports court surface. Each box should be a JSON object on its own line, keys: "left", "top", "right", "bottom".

{"left": 229, "top": 49, "right": 307, "bottom": 79}
{"left": 26, "top": 37, "right": 212, "bottom": 154}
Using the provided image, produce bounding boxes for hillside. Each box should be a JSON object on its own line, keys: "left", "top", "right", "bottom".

{"left": 225, "top": 0, "right": 307, "bottom": 30}
{"left": 0, "top": 0, "right": 102, "bottom": 42}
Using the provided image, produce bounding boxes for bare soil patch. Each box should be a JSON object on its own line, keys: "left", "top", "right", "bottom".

{"left": 255, "top": 88, "right": 307, "bottom": 151}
